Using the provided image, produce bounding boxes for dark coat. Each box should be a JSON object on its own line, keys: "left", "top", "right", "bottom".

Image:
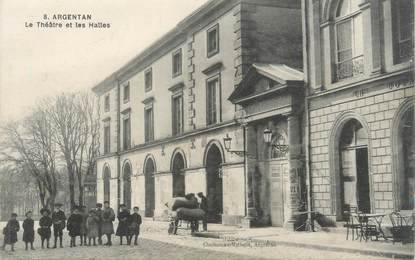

{"left": 3, "top": 219, "right": 19, "bottom": 244}
{"left": 199, "top": 196, "right": 208, "bottom": 211}
{"left": 23, "top": 218, "right": 35, "bottom": 243}
{"left": 67, "top": 213, "right": 83, "bottom": 237}
{"left": 86, "top": 215, "right": 99, "bottom": 238}
{"left": 52, "top": 210, "right": 66, "bottom": 230}
{"left": 38, "top": 216, "right": 52, "bottom": 239}
{"left": 116, "top": 210, "right": 130, "bottom": 236}
{"left": 80, "top": 211, "right": 88, "bottom": 235}
{"left": 101, "top": 208, "right": 115, "bottom": 235}
{"left": 128, "top": 213, "right": 142, "bottom": 235}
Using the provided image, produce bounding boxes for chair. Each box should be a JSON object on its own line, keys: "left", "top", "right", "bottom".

{"left": 389, "top": 211, "right": 414, "bottom": 244}
{"left": 358, "top": 213, "right": 379, "bottom": 242}
{"left": 343, "top": 206, "right": 360, "bottom": 240}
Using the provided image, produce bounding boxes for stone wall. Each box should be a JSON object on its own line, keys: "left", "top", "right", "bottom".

{"left": 309, "top": 82, "right": 414, "bottom": 218}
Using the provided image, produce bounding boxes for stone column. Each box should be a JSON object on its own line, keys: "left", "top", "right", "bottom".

{"left": 241, "top": 124, "right": 258, "bottom": 228}
{"left": 284, "top": 114, "right": 303, "bottom": 229}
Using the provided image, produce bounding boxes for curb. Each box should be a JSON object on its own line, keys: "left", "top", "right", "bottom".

{"left": 194, "top": 232, "right": 414, "bottom": 259}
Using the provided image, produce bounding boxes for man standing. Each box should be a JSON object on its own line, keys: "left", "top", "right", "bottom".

{"left": 51, "top": 203, "right": 66, "bottom": 248}
{"left": 101, "top": 201, "right": 115, "bottom": 246}
{"left": 95, "top": 203, "right": 103, "bottom": 245}
{"left": 197, "top": 192, "right": 208, "bottom": 231}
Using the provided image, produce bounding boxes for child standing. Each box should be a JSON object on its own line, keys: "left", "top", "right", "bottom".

{"left": 67, "top": 207, "right": 83, "bottom": 247}
{"left": 23, "top": 211, "right": 35, "bottom": 250}
{"left": 86, "top": 210, "right": 99, "bottom": 246}
{"left": 128, "top": 206, "right": 142, "bottom": 245}
{"left": 38, "top": 208, "right": 52, "bottom": 249}
{"left": 1, "top": 213, "right": 20, "bottom": 251}
{"left": 79, "top": 205, "right": 88, "bottom": 246}
{"left": 115, "top": 204, "right": 130, "bottom": 245}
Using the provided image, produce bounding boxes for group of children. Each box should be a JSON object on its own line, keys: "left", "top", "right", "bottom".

{"left": 1, "top": 202, "right": 142, "bottom": 251}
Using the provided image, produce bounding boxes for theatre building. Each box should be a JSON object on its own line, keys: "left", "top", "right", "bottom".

{"left": 303, "top": 0, "right": 414, "bottom": 221}
{"left": 92, "top": 0, "right": 303, "bottom": 226}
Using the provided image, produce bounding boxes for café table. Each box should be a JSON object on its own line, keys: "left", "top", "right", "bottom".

{"left": 351, "top": 212, "right": 387, "bottom": 241}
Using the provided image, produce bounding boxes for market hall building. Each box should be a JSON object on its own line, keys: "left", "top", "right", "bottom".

{"left": 91, "top": 0, "right": 304, "bottom": 227}
{"left": 303, "top": 0, "right": 414, "bottom": 222}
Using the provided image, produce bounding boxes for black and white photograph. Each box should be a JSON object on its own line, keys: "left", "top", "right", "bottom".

{"left": 0, "top": 0, "right": 413, "bottom": 259}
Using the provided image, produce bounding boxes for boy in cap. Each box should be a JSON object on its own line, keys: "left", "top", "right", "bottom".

{"left": 101, "top": 201, "right": 115, "bottom": 246}
{"left": 23, "top": 211, "right": 35, "bottom": 250}
{"left": 79, "top": 205, "right": 88, "bottom": 246}
{"left": 67, "top": 206, "right": 83, "bottom": 247}
{"left": 51, "top": 203, "right": 66, "bottom": 248}
{"left": 95, "top": 203, "right": 103, "bottom": 245}
{"left": 1, "top": 213, "right": 20, "bottom": 251}
{"left": 38, "top": 208, "right": 52, "bottom": 249}
{"left": 128, "top": 206, "right": 142, "bottom": 245}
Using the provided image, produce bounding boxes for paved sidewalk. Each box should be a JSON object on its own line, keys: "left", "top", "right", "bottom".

{"left": 142, "top": 219, "right": 414, "bottom": 259}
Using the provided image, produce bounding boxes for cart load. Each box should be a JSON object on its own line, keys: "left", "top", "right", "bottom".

{"left": 176, "top": 207, "right": 205, "bottom": 221}
{"left": 168, "top": 197, "right": 198, "bottom": 211}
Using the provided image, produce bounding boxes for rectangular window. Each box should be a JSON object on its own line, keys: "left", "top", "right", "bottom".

{"left": 104, "top": 95, "right": 110, "bottom": 112}
{"left": 145, "top": 68, "right": 153, "bottom": 92}
{"left": 207, "top": 24, "right": 219, "bottom": 57}
{"left": 104, "top": 124, "right": 110, "bottom": 154}
{"left": 393, "top": 0, "right": 414, "bottom": 63}
{"left": 172, "top": 94, "right": 183, "bottom": 135}
{"left": 172, "top": 49, "right": 182, "bottom": 77}
{"left": 335, "top": 15, "right": 364, "bottom": 81}
{"left": 144, "top": 107, "right": 154, "bottom": 142}
{"left": 123, "top": 117, "right": 131, "bottom": 150}
{"left": 123, "top": 83, "right": 130, "bottom": 103}
{"left": 206, "top": 75, "right": 221, "bottom": 125}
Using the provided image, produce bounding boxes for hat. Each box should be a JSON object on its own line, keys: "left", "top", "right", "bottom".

{"left": 55, "top": 203, "right": 63, "bottom": 207}
{"left": 103, "top": 201, "right": 110, "bottom": 204}
{"left": 11, "top": 213, "right": 17, "bottom": 217}
{"left": 96, "top": 203, "right": 103, "bottom": 207}
{"left": 40, "top": 208, "right": 50, "bottom": 215}
{"left": 119, "top": 203, "right": 126, "bottom": 207}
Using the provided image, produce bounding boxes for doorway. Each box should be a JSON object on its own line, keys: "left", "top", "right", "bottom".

{"left": 339, "top": 119, "right": 370, "bottom": 216}
{"left": 144, "top": 157, "right": 155, "bottom": 217}
{"left": 205, "top": 144, "right": 223, "bottom": 223}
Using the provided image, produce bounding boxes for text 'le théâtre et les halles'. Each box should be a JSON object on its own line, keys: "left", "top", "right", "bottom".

{"left": 25, "top": 14, "right": 111, "bottom": 29}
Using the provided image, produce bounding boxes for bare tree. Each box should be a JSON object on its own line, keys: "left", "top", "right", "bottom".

{"left": 49, "top": 92, "right": 100, "bottom": 209}
{"left": 0, "top": 106, "right": 59, "bottom": 211}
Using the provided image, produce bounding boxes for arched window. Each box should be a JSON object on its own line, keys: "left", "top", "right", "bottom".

{"left": 335, "top": 0, "right": 364, "bottom": 81}
{"left": 123, "top": 163, "right": 132, "bottom": 210}
{"left": 103, "top": 166, "right": 111, "bottom": 203}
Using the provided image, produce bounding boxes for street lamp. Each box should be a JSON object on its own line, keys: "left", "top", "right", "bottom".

{"left": 263, "top": 127, "right": 273, "bottom": 143}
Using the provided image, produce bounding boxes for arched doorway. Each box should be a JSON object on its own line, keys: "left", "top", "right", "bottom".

{"left": 103, "top": 166, "right": 111, "bottom": 203}
{"left": 205, "top": 143, "right": 223, "bottom": 223}
{"left": 144, "top": 157, "right": 156, "bottom": 217}
{"left": 123, "top": 162, "right": 132, "bottom": 210}
{"left": 394, "top": 103, "right": 414, "bottom": 210}
{"left": 172, "top": 152, "right": 186, "bottom": 197}
{"left": 339, "top": 119, "right": 370, "bottom": 215}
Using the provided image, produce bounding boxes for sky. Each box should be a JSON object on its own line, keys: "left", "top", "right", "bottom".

{"left": 0, "top": 0, "right": 208, "bottom": 121}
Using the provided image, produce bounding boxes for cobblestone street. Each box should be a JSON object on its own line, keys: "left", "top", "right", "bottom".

{"left": 0, "top": 221, "right": 395, "bottom": 260}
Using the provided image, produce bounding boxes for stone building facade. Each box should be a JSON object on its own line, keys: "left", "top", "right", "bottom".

{"left": 303, "top": 0, "right": 414, "bottom": 221}
{"left": 92, "top": 0, "right": 303, "bottom": 226}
